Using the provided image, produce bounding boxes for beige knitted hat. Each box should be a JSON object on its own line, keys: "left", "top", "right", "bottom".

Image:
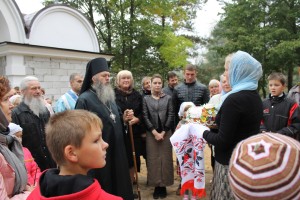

{"left": 229, "top": 132, "right": 300, "bottom": 200}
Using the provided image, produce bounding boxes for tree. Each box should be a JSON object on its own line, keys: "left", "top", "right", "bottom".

{"left": 43, "top": 0, "right": 206, "bottom": 83}
{"left": 206, "top": 0, "right": 300, "bottom": 96}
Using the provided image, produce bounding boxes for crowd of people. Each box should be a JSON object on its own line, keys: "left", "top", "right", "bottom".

{"left": 0, "top": 51, "right": 299, "bottom": 200}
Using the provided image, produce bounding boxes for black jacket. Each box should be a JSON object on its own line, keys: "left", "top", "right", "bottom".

{"left": 162, "top": 85, "right": 177, "bottom": 131}
{"left": 173, "top": 81, "right": 209, "bottom": 124}
{"left": 12, "top": 102, "right": 56, "bottom": 171}
{"left": 143, "top": 94, "right": 174, "bottom": 132}
{"left": 203, "top": 90, "right": 263, "bottom": 165}
{"left": 75, "top": 89, "right": 133, "bottom": 200}
{"left": 114, "top": 88, "right": 145, "bottom": 138}
{"left": 260, "top": 93, "right": 300, "bottom": 139}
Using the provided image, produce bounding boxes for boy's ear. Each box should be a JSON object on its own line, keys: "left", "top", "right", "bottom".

{"left": 64, "top": 145, "right": 78, "bottom": 163}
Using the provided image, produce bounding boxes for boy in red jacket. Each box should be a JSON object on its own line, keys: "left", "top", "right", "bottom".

{"left": 27, "top": 110, "right": 122, "bottom": 200}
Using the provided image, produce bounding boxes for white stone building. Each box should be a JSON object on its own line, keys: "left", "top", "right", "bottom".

{"left": 0, "top": 0, "right": 113, "bottom": 101}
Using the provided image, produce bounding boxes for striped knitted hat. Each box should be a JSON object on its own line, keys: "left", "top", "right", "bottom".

{"left": 229, "top": 132, "right": 300, "bottom": 200}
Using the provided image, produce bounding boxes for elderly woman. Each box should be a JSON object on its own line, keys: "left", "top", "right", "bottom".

{"left": 114, "top": 70, "right": 145, "bottom": 181}
{"left": 203, "top": 51, "right": 263, "bottom": 199}
{"left": 143, "top": 74, "right": 174, "bottom": 199}
{"left": 208, "top": 79, "right": 221, "bottom": 98}
{"left": 0, "top": 76, "right": 31, "bottom": 199}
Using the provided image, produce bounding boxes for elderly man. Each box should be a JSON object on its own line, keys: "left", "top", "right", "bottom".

{"left": 12, "top": 76, "right": 56, "bottom": 171}
{"left": 55, "top": 73, "right": 83, "bottom": 112}
{"left": 75, "top": 58, "right": 133, "bottom": 200}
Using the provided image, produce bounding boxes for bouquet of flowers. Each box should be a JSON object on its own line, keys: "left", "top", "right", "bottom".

{"left": 186, "top": 104, "right": 217, "bottom": 127}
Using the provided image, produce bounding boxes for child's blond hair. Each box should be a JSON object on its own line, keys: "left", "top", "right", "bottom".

{"left": 46, "top": 110, "right": 103, "bottom": 165}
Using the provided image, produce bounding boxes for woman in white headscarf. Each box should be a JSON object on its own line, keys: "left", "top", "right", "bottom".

{"left": 202, "top": 51, "right": 263, "bottom": 199}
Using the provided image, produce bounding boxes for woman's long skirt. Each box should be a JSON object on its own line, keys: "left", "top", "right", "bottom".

{"left": 146, "top": 130, "right": 174, "bottom": 187}
{"left": 210, "top": 161, "right": 234, "bottom": 200}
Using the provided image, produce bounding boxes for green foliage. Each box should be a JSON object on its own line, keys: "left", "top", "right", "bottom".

{"left": 43, "top": 0, "right": 206, "bottom": 83}
{"left": 158, "top": 31, "right": 193, "bottom": 68}
{"left": 206, "top": 0, "right": 300, "bottom": 96}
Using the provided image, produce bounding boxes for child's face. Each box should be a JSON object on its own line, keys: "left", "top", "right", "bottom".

{"left": 268, "top": 79, "right": 285, "bottom": 97}
{"left": 14, "top": 131, "right": 23, "bottom": 143}
{"left": 75, "top": 125, "right": 108, "bottom": 173}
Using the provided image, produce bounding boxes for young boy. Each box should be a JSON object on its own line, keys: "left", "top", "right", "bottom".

{"left": 260, "top": 72, "right": 300, "bottom": 139}
{"left": 27, "top": 110, "right": 122, "bottom": 200}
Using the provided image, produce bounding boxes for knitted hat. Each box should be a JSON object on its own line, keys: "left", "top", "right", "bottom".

{"left": 8, "top": 123, "right": 23, "bottom": 136}
{"left": 80, "top": 57, "right": 109, "bottom": 94}
{"left": 229, "top": 132, "right": 300, "bottom": 200}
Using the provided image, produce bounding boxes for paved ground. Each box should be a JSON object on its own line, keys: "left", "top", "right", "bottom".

{"left": 136, "top": 146, "right": 213, "bottom": 200}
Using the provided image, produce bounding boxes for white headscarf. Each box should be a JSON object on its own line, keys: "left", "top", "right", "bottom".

{"left": 8, "top": 123, "right": 23, "bottom": 136}
{"left": 178, "top": 102, "right": 196, "bottom": 118}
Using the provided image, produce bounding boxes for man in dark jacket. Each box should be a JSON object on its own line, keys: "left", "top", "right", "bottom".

{"left": 12, "top": 76, "right": 56, "bottom": 171}
{"left": 172, "top": 64, "right": 209, "bottom": 195}
{"left": 163, "top": 71, "right": 178, "bottom": 132}
{"left": 162, "top": 71, "right": 178, "bottom": 97}
{"left": 75, "top": 57, "right": 133, "bottom": 200}
{"left": 173, "top": 64, "right": 210, "bottom": 122}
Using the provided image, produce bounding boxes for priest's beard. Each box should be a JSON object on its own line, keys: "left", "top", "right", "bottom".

{"left": 92, "top": 80, "right": 115, "bottom": 105}
{"left": 23, "top": 96, "right": 48, "bottom": 116}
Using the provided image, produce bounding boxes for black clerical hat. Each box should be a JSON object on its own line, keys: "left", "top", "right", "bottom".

{"left": 80, "top": 57, "right": 109, "bottom": 94}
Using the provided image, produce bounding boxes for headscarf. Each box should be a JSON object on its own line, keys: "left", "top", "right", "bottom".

{"left": 219, "top": 50, "right": 262, "bottom": 108}
{"left": 178, "top": 102, "right": 195, "bottom": 118}
{"left": 0, "top": 123, "right": 27, "bottom": 196}
{"left": 8, "top": 123, "right": 22, "bottom": 136}
{"left": 80, "top": 57, "right": 109, "bottom": 94}
{"left": 0, "top": 107, "right": 9, "bottom": 132}
{"left": 9, "top": 94, "right": 21, "bottom": 105}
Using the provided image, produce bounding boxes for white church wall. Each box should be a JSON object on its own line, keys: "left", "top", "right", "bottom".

{"left": 23, "top": 55, "right": 86, "bottom": 101}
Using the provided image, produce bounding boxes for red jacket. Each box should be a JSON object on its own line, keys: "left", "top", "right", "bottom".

{"left": 27, "top": 179, "right": 122, "bottom": 200}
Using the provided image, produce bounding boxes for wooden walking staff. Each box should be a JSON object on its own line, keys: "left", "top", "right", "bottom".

{"left": 128, "top": 124, "right": 141, "bottom": 200}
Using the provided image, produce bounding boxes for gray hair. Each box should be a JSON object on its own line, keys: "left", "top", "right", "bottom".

{"left": 69, "top": 73, "right": 82, "bottom": 82}
{"left": 20, "top": 76, "right": 39, "bottom": 91}
{"left": 141, "top": 76, "right": 151, "bottom": 85}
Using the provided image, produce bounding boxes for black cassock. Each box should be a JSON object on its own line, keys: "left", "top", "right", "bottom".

{"left": 75, "top": 89, "right": 133, "bottom": 200}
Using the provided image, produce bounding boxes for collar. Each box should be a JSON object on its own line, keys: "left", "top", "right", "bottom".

{"left": 184, "top": 80, "right": 196, "bottom": 86}
{"left": 69, "top": 89, "right": 79, "bottom": 96}
{"left": 269, "top": 93, "right": 286, "bottom": 105}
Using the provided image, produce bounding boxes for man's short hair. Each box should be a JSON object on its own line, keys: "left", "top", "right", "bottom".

{"left": 166, "top": 71, "right": 177, "bottom": 81}
{"left": 69, "top": 73, "right": 82, "bottom": 82}
{"left": 267, "top": 72, "right": 287, "bottom": 85}
{"left": 20, "top": 76, "right": 39, "bottom": 91}
{"left": 184, "top": 64, "right": 197, "bottom": 72}
{"left": 46, "top": 110, "right": 103, "bottom": 165}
